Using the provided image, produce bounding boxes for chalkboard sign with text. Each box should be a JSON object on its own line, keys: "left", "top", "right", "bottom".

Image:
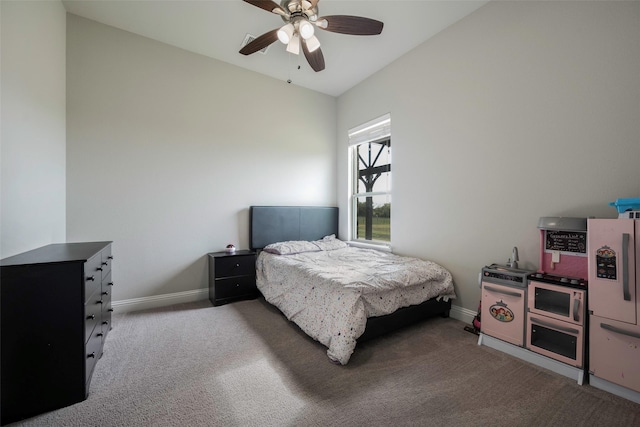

{"left": 544, "top": 230, "right": 587, "bottom": 255}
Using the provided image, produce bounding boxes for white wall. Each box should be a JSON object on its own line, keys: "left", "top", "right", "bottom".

{"left": 66, "top": 15, "right": 337, "bottom": 303}
{"left": 337, "top": 1, "right": 640, "bottom": 311}
{"left": 1, "top": 0, "right": 67, "bottom": 258}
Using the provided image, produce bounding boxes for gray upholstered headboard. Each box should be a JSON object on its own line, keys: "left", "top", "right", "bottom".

{"left": 250, "top": 206, "right": 339, "bottom": 251}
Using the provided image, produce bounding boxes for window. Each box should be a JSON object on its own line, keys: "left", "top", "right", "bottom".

{"left": 349, "top": 114, "right": 391, "bottom": 245}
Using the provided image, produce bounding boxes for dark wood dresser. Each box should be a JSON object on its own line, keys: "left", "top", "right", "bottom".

{"left": 208, "top": 250, "right": 257, "bottom": 306}
{"left": 0, "top": 241, "right": 113, "bottom": 425}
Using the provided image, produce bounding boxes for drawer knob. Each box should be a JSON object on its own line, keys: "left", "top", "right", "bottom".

{"left": 108, "top": 308, "right": 114, "bottom": 312}
{"left": 97, "top": 267, "right": 103, "bottom": 271}
{"left": 102, "top": 262, "right": 108, "bottom": 266}
{"left": 97, "top": 332, "right": 104, "bottom": 337}
{"left": 102, "top": 291, "right": 109, "bottom": 296}
{"left": 87, "top": 314, "right": 95, "bottom": 320}
{"left": 87, "top": 352, "right": 96, "bottom": 359}
{"left": 108, "top": 256, "right": 113, "bottom": 260}
{"left": 103, "top": 320, "right": 109, "bottom": 325}
{"left": 108, "top": 282, "right": 114, "bottom": 286}
{"left": 97, "top": 300, "right": 103, "bottom": 304}
{"left": 87, "top": 275, "right": 95, "bottom": 281}
{"left": 236, "top": 263, "right": 240, "bottom": 267}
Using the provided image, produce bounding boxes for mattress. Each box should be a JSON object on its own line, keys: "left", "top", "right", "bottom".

{"left": 256, "top": 245, "right": 456, "bottom": 364}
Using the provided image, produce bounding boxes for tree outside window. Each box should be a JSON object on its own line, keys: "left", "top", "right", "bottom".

{"left": 352, "top": 138, "right": 391, "bottom": 243}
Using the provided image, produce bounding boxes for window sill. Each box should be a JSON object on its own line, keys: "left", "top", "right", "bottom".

{"left": 347, "top": 241, "right": 392, "bottom": 253}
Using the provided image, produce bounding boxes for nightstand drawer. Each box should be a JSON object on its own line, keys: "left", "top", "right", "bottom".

{"left": 215, "top": 255, "right": 255, "bottom": 278}
{"left": 215, "top": 276, "right": 257, "bottom": 300}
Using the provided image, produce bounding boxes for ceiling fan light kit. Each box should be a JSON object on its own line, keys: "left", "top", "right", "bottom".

{"left": 277, "top": 23, "right": 295, "bottom": 44}
{"left": 305, "top": 35, "right": 321, "bottom": 53}
{"left": 240, "top": 0, "right": 384, "bottom": 73}
{"left": 285, "top": 34, "right": 300, "bottom": 54}
{"left": 298, "top": 20, "right": 315, "bottom": 39}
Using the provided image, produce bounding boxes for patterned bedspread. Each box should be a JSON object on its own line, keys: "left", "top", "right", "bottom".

{"left": 256, "top": 246, "right": 456, "bottom": 365}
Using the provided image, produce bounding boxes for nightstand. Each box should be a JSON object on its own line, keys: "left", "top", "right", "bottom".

{"left": 208, "top": 250, "right": 258, "bottom": 306}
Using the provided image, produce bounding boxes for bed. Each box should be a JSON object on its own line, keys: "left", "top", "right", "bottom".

{"left": 250, "top": 206, "right": 456, "bottom": 365}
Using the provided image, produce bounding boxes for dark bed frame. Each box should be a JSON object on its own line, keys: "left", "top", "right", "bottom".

{"left": 249, "top": 206, "right": 451, "bottom": 344}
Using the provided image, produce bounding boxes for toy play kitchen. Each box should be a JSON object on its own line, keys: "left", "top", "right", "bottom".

{"left": 587, "top": 198, "right": 640, "bottom": 403}
{"left": 479, "top": 216, "right": 589, "bottom": 384}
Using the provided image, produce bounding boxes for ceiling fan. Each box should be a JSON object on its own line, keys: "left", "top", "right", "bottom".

{"left": 239, "top": 0, "right": 384, "bottom": 72}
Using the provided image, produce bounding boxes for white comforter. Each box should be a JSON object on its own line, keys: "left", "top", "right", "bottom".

{"left": 256, "top": 246, "right": 456, "bottom": 365}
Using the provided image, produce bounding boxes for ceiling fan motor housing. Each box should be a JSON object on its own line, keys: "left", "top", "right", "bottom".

{"left": 281, "top": 0, "right": 318, "bottom": 22}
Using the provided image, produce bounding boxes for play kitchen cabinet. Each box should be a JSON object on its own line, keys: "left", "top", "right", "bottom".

{"left": 208, "top": 250, "right": 258, "bottom": 306}
{"left": 0, "top": 242, "right": 114, "bottom": 425}
{"left": 588, "top": 218, "right": 640, "bottom": 403}
{"left": 480, "top": 264, "right": 531, "bottom": 347}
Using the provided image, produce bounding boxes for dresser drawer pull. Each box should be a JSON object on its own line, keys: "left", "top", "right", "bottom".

{"left": 87, "top": 275, "right": 95, "bottom": 281}
{"left": 87, "top": 314, "right": 96, "bottom": 320}
{"left": 108, "top": 308, "right": 114, "bottom": 312}
{"left": 236, "top": 263, "right": 240, "bottom": 268}
{"left": 97, "top": 332, "right": 104, "bottom": 337}
{"left": 97, "top": 300, "right": 103, "bottom": 304}
{"left": 108, "top": 282, "right": 114, "bottom": 286}
{"left": 108, "top": 256, "right": 113, "bottom": 260}
{"left": 87, "top": 352, "right": 96, "bottom": 359}
{"left": 97, "top": 267, "right": 103, "bottom": 271}
{"left": 102, "top": 262, "right": 108, "bottom": 266}
{"left": 103, "top": 320, "right": 109, "bottom": 325}
{"left": 102, "top": 291, "right": 109, "bottom": 296}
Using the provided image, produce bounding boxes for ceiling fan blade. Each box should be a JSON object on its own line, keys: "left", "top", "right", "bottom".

{"left": 302, "top": 39, "right": 325, "bottom": 72}
{"left": 317, "top": 15, "right": 384, "bottom": 36}
{"left": 302, "top": 0, "right": 319, "bottom": 9}
{"left": 242, "top": 0, "right": 288, "bottom": 17}
{"left": 239, "top": 29, "right": 279, "bottom": 55}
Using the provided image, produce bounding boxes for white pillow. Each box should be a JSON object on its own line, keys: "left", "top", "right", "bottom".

{"left": 263, "top": 240, "right": 320, "bottom": 255}
{"left": 263, "top": 235, "right": 348, "bottom": 255}
{"left": 313, "top": 235, "right": 348, "bottom": 251}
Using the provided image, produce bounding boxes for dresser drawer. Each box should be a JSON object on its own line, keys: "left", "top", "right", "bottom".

{"left": 84, "top": 294, "right": 102, "bottom": 344}
{"left": 215, "top": 255, "right": 255, "bottom": 278}
{"left": 100, "top": 269, "right": 113, "bottom": 340}
{"left": 85, "top": 329, "right": 103, "bottom": 386}
{"left": 84, "top": 256, "right": 102, "bottom": 302}
{"left": 100, "top": 245, "right": 112, "bottom": 279}
{"left": 215, "top": 276, "right": 257, "bottom": 300}
{"left": 101, "top": 304, "right": 112, "bottom": 339}
{"left": 101, "top": 271, "right": 112, "bottom": 302}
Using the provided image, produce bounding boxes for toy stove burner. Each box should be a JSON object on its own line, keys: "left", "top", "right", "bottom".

{"left": 529, "top": 272, "right": 587, "bottom": 288}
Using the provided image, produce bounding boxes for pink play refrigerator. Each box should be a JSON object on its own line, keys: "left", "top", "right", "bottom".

{"left": 588, "top": 218, "right": 640, "bottom": 401}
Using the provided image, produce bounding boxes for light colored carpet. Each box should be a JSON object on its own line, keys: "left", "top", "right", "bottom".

{"left": 9, "top": 298, "right": 640, "bottom": 426}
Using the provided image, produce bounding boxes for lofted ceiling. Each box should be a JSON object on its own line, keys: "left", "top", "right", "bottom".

{"left": 62, "top": 0, "right": 488, "bottom": 97}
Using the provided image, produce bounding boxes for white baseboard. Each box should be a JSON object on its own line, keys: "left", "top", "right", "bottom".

{"left": 589, "top": 375, "right": 640, "bottom": 404}
{"left": 449, "top": 304, "right": 476, "bottom": 325}
{"left": 478, "top": 333, "right": 585, "bottom": 385}
{"left": 113, "top": 288, "right": 475, "bottom": 325}
{"left": 112, "top": 288, "right": 209, "bottom": 313}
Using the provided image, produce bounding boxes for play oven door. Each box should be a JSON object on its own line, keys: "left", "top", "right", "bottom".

{"left": 527, "top": 314, "right": 584, "bottom": 367}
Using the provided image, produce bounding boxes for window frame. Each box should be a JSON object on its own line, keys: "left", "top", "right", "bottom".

{"left": 348, "top": 114, "right": 391, "bottom": 248}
